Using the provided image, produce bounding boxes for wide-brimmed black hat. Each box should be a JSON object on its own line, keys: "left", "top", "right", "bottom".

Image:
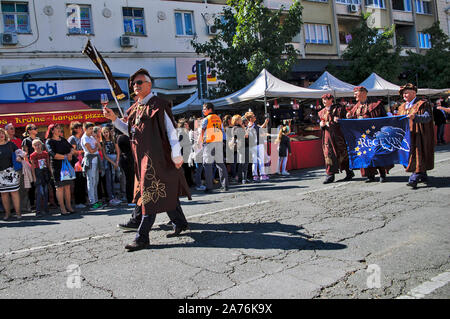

{"left": 399, "top": 83, "right": 417, "bottom": 95}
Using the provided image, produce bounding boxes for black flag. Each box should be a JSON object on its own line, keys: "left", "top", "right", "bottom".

{"left": 82, "top": 39, "right": 126, "bottom": 100}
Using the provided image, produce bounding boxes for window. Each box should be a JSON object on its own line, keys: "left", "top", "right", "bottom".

{"left": 304, "top": 24, "right": 331, "bottom": 44}
{"left": 66, "top": 4, "right": 93, "bottom": 34}
{"left": 415, "top": 0, "right": 432, "bottom": 14}
{"left": 392, "top": 0, "right": 412, "bottom": 11}
{"left": 365, "top": 0, "right": 386, "bottom": 8}
{"left": 175, "top": 11, "right": 194, "bottom": 36}
{"left": 1, "top": 1, "right": 30, "bottom": 33}
{"left": 306, "top": 0, "right": 328, "bottom": 3}
{"left": 418, "top": 32, "right": 431, "bottom": 48}
{"left": 123, "top": 7, "right": 146, "bottom": 35}
{"left": 336, "top": 0, "right": 361, "bottom": 4}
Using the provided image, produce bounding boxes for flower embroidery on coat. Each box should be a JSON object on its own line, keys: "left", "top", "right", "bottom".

{"left": 140, "top": 154, "right": 167, "bottom": 206}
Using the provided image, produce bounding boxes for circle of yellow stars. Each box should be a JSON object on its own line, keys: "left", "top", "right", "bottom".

{"left": 356, "top": 125, "right": 376, "bottom": 156}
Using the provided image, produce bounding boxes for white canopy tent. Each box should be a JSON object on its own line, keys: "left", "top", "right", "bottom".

{"left": 171, "top": 91, "right": 206, "bottom": 115}
{"left": 211, "top": 69, "right": 330, "bottom": 109}
{"left": 359, "top": 73, "right": 447, "bottom": 96}
{"left": 172, "top": 69, "right": 330, "bottom": 115}
{"left": 308, "top": 71, "right": 355, "bottom": 97}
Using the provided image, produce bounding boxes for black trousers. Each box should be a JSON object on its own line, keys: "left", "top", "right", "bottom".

{"left": 74, "top": 172, "right": 87, "bottom": 205}
{"left": 119, "top": 156, "right": 135, "bottom": 204}
{"left": 134, "top": 200, "right": 189, "bottom": 244}
{"left": 130, "top": 200, "right": 188, "bottom": 226}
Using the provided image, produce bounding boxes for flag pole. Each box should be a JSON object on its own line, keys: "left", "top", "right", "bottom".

{"left": 91, "top": 42, "right": 125, "bottom": 118}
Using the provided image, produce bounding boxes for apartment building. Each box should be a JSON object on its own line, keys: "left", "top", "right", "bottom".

{"left": 436, "top": 0, "right": 450, "bottom": 36}
{"left": 292, "top": 0, "right": 441, "bottom": 85}
{"left": 0, "top": 0, "right": 443, "bottom": 104}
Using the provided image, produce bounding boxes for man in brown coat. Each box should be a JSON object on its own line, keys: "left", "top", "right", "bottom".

{"left": 319, "top": 93, "right": 354, "bottom": 184}
{"left": 346, "top": 86, "right": 393, "bottom": 182}
{"left": 397, "top": 83, "right": 434, "bottom": 189}
{"left": 104, "top": 69, "right": 191, "bottom": 251}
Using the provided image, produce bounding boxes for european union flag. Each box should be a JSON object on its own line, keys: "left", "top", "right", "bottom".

{"left": 339, "top": 116, "right": 411, "bottom": 169}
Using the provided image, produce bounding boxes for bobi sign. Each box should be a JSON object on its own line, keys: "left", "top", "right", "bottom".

{"left": 27, "top": 83, "right": 58, "bottom": 97}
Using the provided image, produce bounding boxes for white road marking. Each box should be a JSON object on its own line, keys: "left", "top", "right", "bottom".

{"left": 0, "top": 200, "right": 271, "bottom": 257}
{"left": 1, "top": 234, "right": 112, "bottom": 257}
{"left": 396, "top": 270, "right": 450, "bottom": 299}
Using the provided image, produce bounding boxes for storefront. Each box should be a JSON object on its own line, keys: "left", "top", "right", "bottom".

{"left": 0, "top": 101, "right": 108, "bottom": 138}
{"left": 0, "top": 66, "right": 129, "bottom": 138}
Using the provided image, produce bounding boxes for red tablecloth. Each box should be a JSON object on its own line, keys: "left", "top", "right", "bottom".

{"left": 267, "top": 138, "right": 324, "bottom": 173}
{"left": 286, "top": 139, "right": 324, "bottom": 171}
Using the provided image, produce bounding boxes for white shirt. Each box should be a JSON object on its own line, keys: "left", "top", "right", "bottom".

{"left": 405, "top": 98, "right": 416, "bottom": 110}
{"left": 81, "top": 133, "right": 98, "bottom": 155}
{"left": 113, "top": 92, "right": 181, "bottom": 162}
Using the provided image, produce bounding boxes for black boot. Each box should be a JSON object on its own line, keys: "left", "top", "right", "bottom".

{"left": 166, "top": 224, "right": 189, "bottom": 238}
{"left": 343, "top": 170, "right": 355, "bottom": 181}
{"left": 323, "top": 174, "right": 335, "bottom": 184}
{"left": 365, "top": 175, "right": 376, "bottom": 183}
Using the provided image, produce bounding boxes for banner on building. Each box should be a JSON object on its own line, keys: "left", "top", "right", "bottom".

{"left": 176, "top": 58, "right": 218, "bottom": 86}
{"left": 0, "top": 79, "right": 128, "bottom": 103}
{"left": 339, "top": 116, "right": 411, "bottom": 169}
{"left": 0, "top": 110, "right": 108, "bottom": 127}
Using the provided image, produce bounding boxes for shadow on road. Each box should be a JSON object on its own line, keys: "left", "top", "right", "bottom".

{"left": 152, "top": 221, "right": 347, "bottom": 251}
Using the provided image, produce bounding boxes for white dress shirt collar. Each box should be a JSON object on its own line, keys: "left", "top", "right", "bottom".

{"left": 406, "top": 97, "right": 416, "bottom": 110}
{"left": 138, "top": 92, "right": 156, "bottom": 105}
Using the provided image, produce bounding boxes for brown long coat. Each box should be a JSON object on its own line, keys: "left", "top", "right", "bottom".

{"left": 318, "top": 104, "right": 349, "bottom": 175}
{"left": 127, "top": 96, "right": 191, "bottom": 215}
{"left": 347, "top": 100, "right": 393, "bottom": 176}
{"left": 397, "top": 99, "right": 434, "bottom": 173}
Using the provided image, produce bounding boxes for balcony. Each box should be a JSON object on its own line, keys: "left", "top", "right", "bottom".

{"left": 400, "top": 47, "right": 417, "bottom": 56}
{"left": 392, "top": 10, "right": 414, "bottom": 23}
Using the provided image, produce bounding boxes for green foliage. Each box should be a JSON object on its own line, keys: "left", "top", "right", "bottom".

{"left": 404, "top": 22, "right": 450, "bottom": 88}
{"left": 328, "top": 13, "right": 402, "bottom": 85}
{"left": 191, "top": 0, "right": 303, "bottom": 98}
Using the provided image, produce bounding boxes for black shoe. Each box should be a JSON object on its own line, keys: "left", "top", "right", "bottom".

{"left": 406, "top": 181, "right": 418, "bottom": 189}
{"left": 166, "top": 224, "right": 189, "bottom": 238}
{"left": 343, "top": 171, "right": 355, "bottom": 181}
{"left": 379, "top": 176, "right": 387, "bottom": 183}
{"left": 117, "top": 220, "right": 140, "bottom": 231}
{"left": 323, "top": 175, "right": 335, "bottom": 184}
{"left": 204, "top": 188, "right": 213, "bottom": 194}
{"left": 365, "top": 176, "right": 376, "bottom": 183}
{"left": 125, "top": 241, "right": 149, "bottom": 252}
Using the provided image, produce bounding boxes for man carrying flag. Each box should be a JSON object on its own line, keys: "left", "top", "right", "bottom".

{"left": 397, "top": 83, "right": 434, "bottom": 189}
{"left": 346, "top": 86, "right": 393, "bottom": 183}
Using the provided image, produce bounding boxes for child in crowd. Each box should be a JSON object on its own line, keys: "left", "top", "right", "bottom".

{"left": 30, "top": 139, "right": 50, "bottom": 216}
{"left": 81, "top": 122, "right": 103, "bottom": 210}
{"left": 275, "top": 126, "right": 291, "bottom": 176}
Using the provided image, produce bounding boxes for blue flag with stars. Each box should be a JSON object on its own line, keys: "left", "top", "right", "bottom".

{"left": 339, "top": 116, "right": 411, "bottom": 169}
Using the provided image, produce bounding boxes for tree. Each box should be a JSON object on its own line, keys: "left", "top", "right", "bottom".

{"left": 404, "top": 22, "right": 450, "bottom": 88}
{"left": 328, "top": 12, "right": 402, "bottom": 85}
{"left": 191, "top": 0, "right": 303, "bottom": 98}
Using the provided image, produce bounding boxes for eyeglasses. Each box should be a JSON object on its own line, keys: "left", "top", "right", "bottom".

{"left": 133, "top": 80, "right": 149, "bottom": 86}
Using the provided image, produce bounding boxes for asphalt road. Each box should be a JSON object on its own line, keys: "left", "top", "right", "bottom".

{"left": 0, "top": 145, "right": 449, "bottom": 300}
